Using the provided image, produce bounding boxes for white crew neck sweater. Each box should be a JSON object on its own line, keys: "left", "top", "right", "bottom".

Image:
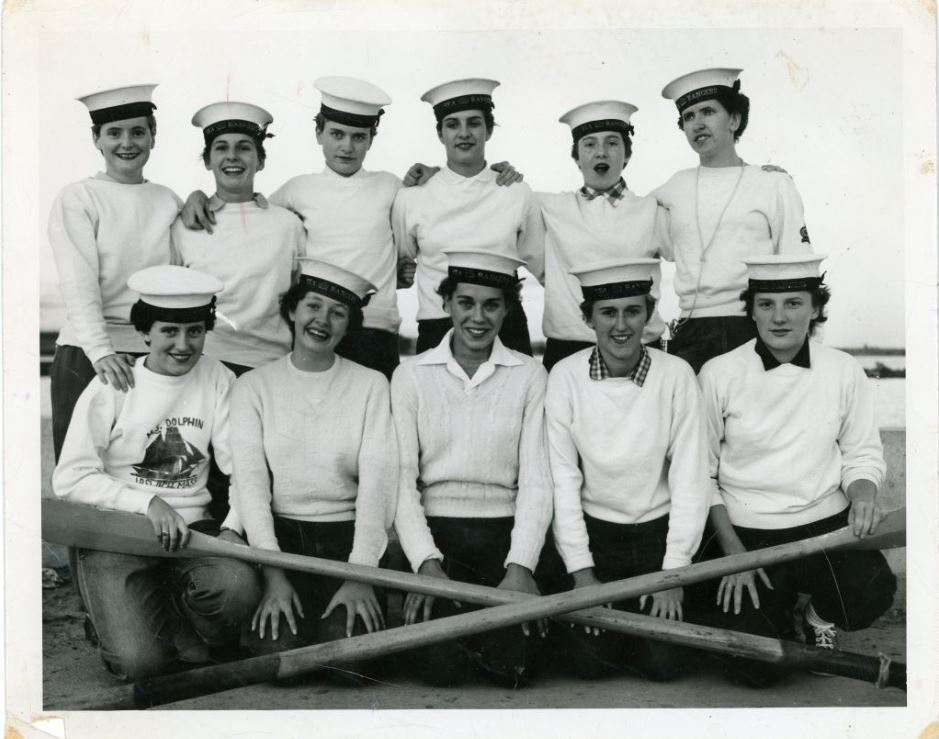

{"left": 698, "top": 339, "right": 886, "bottom": 529}
{"left": 229, "top": 355, "right": 397, "bottom": 566}
{"left": 270, "top": 167, "right": 403, "bottom": 332}
{"left": 49, "top": 175, "right": 181, "bottom": 362}
{"left": 546, "top": 347, "right": 709, "bottom": 572}
{"left": 651, "top": 165, "right": 812, "bottom": 318}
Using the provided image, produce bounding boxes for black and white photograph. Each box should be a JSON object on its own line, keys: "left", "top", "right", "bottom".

{"left": 4, "top": 1, "right": 937, "bottom": 737}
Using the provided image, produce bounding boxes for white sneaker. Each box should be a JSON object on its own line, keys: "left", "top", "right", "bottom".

{"left": 804, "top": 602, "right": 840, "bottom": 650}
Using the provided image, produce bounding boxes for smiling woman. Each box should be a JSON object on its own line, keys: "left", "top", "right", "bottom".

{"left": 170, "top": 102, "right": 306, "bottom": 377}
{"left": 229, "top": 259, "right": 398, "bottom": 687}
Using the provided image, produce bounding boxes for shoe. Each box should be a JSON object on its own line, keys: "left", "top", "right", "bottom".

{"left": 804, "top": 602, "right": 839, "bottom": 650}
{"left": 803, "top": 601, "right": 839, "bottom": 677}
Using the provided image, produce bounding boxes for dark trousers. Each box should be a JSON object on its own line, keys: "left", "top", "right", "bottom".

{"left": 336, "top": 327, "right": 400, "bottom": 381}
{"left": 666, "top": 316, "right": 756, "bottom": 374}
{"left": 542, "top": 339, "right": 594, "bottom": 372}
{"left": 406, "top": 517, "right": 546, "bottom": 688}
{"left": 50, "top": 344, "right": 104, "bottom": 460}
{"left": 556, "top": 514, "right": 688, "bottom": 682}
{"left": 689, "top": 509, "right": 897, "bottom": 687}
{"left": 245, "top": 517, "right": 386, "bottom": 685}
{"left": 416, "top": 306, "right": 533, "bottom": 356}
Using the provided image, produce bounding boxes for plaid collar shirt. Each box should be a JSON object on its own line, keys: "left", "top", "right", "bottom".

{"left": 579, "top": 177, "right": 627, "bottom": 206}
{"left": 588, "top": 345, "right": 651, "bottom": 385}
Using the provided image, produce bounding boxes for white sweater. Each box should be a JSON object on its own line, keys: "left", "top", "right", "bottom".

{"left": 698, "top": 339, "right": 886, "bottom": 529}
{"left": 651, "top": 166, "right": 811, "bottom": 317}
{"left": 392, "top": 166, "right": 546, "bottom": 320}
{"left": 391, "top": 333, "right": 553, "bottom": 573}
{"left": 539, "top": 189, "right": 671, "bottom": 343}
{"left": 230, "top": 355, "right": 397, "bottom": 566}
{"left": 270, "top": 168, "right": 402, "bottom": 332}
{"left": 48, "top": 174, "right": 181, "bottom": 362}
{"left": 170, "top": 197, "right": 305, "bottom": 368}
{"left": 52, "top": 356, "right": 240, "bottom": 530}
{"left": 546, "top": 348, "right": 709, "bottom": 572}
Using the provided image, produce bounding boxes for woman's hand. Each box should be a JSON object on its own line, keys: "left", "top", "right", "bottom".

{"left": 146, "top": 496, "right": 189, "bottom": 551}
{"left": 641, "top": 586, "right": 684, "bottom": 621}
{"left": 403, "top": 558, "right": 452, "bottom": 625}
{"left": 498, "top": 563, "right": 547, "bottom": 638}
{"left": 322, "top": 581, "right": 385, "bottom": 637}
{"left": 571, "top": 567, "right": 608, "bottom": 635}
{"left": 397, "top": 257, "right": 417, "bottom": 288}
{"left": 716, "top": 568, "right": 773, "bottom": 614}
{"left": 93, "top": 353, "right": 135, "bottom": 392}
{"left": 489, "top": 161, "right": 525, "bottom": 186}
{"left": 403, "top": 163, "right": 441, "bottom": 187}
{"left": 847, "top": 480, "right": 883, "bottom": 538}
{"left": 180, "top": 190, "right": 214, "bottom": 233}
{"left": 252, "top": 567, "right": 304, "bottom": 640}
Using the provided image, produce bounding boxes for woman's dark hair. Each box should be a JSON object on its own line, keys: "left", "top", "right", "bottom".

{"left": 741, "top": 285, "right": 831, "bottom": 336}
{"left": 677, "top": 89, "right": 751, "bottom": 142}
{"left": 435, "top": 109, "right": 496, "bottom": 136}
{"left": 570, "top": 130, "right": 633, "bottom": 162}
{"left": 130, "top": 300, "right": 216, "bottom": 334}
{"left": 436, "top": 275, "right": 523, "bottom": 315}
{"left": 201, "top": 135, "right": 267, "bottom": 167}
{"left": 315, "top": 113, "right": 378, "bottom": 140}
{"left": 579, "top": 295, "right": 656, "bottom": 323}
{"left": 278, "top": 282, "right": 364, "bottom": 344}
{"left": 92, "top": 114, "right": 157, "bottom": 140}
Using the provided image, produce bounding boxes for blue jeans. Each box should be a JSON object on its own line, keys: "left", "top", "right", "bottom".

{"left": 77, "top": 535, "right": 261, "bottom": 681}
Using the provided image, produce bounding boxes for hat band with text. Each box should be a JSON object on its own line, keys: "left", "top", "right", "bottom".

{"left": 320, "top": 104, "right": 383, "bottom": 128}
{"left": 89, "top": 102, "right": 157, "bottom": 125}
{"left": 448, "top": 266, "right": 518, "bottom": 289}
{"left": 432, "top": 94, "right": 493, "bottom": 122}
{"left": 571, "top": 119, "right": 634, "bottom": 144}
{"left": 748, "top": 277, "right": 824, "bottom": 293}
{"left": 581, "top": 279, "right": 652, "bottom": 301}
{"left": 675, "top": 85, "right": 733, "bottom": 112}
{"left": 299, "top": 274, "right": 362, "bottom": 307}
{"left": 203, "top": 119, "right": 269, "bottom": 145}
{"left": 137, "top": 299, "right": 216, "bottom": 324}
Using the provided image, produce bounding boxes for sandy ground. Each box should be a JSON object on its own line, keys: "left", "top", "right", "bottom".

{"left": 39, "top": 418, "right": 907, "bottom": 711}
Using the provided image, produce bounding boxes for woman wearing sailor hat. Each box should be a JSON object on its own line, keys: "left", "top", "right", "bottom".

{"left": 230, "top": 259, "right": 397, "bottom": 685}
{"left": 392, "top": 249, "right": 553, "bottom": 687}
{"left": 52, "top": 266, "right": 260, "bottom": 680}
{"left": 49, "top": 84, "right": 182, "bottom": 460}
{"left": 181, "top": 77, "right": 404, "bottom": 380}
{"left": 171, "top": 101, "right": 305, "bottom": 376}
{"left": 392, "top": 78, "right": 546, "bottom": 356}
{"left": 652, "top": 68, "right": 813, "bottom": 373}
{"left": 546, "top": 258, "right": 710, "bottom": 682}
{"left": 695, "top": 255, "right": 896, "bottom": 686}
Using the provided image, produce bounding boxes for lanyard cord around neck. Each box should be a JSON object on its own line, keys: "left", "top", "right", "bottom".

{"left": 670, "top": 162, "right": 747, "bottom": 336}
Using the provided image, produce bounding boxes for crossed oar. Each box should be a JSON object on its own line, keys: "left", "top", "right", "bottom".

{"left": 42, "top": 498, "right": 906, "bottom": 709}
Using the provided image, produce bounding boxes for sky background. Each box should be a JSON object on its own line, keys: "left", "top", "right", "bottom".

{"left": 37, "top": 26, "right": 904, "bottom": 347}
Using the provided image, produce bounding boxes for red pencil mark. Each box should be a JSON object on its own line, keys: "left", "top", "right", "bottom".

{"left": 297, "top": 81, "right": 303, "bottom": 96}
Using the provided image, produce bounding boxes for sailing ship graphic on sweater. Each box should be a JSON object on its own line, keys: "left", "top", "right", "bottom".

{"left": 132, "top": 418, "right": 206, "bottom": 488}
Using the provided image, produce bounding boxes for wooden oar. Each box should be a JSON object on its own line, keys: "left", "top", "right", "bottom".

{"left": 43, "top": 500, "right": 906, "bottom": 709}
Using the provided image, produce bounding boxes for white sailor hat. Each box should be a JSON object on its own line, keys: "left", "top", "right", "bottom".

{"left": 77, "top": 84, "right": 158, "bottom": 125}
{"left": 570, "top": 258, "right": 658, "bottom": 301}
{"left": 128, "top": 265, "right": 222, "bottom": 322}
{"left": 192, "top": 101, "right": 273, "bottom": 144}
{"left": 298, "top": 259, "right": 377, "bottom": 308}
{"left": 443, "top": 248, "right": 524, "bottom": 289}
{"left": 421, "top": 78, "right": 499, "bottom": 122}
{"left": 314, "top": 76, "right": 391, "bottom": 128}
{"left": 559, "top": 101, "right": 638, "bottom": 144}
{"left": 661, "top": 68, "right": 742, "bottom": 112}
{"left": 744, "top": 254, "right": 827, "bottom": 292}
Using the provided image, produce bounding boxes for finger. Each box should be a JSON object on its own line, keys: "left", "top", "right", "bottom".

{"left": 870, "top": 507, "right": 884, "bottom": 535}
{"left": 676, "top": 602, "right": 684, "bottom": 622}
{"left": 120, "top": 361, "right": 135, "bottom": 390}
{"left": 734, "top": 582, "right": 743, "bottom": 615}
{"left": 178, "top": 522, "right": 191, "bottom": 550}
{"left": 747, "top": 581, "right": 760, "bottom": 610}
{"left": 423, "top": 596, "right": 435, "bottom": 623}
{"left": 521, "top": 621, "right": 530, "bottom": 638}
{"left": 251, "top": 606, "right": 261, "bottom": 633}
{"left": 271, "top": 611, "right": 280, "bottom": 641}
{"left": 403, "top": 595, "right": 417, "bottom": 625}
{"left": 321, "top": 596, "right": 337, "bottom": 622}
{"left": 344, "top": 604, "right": 356, "bottom": 638}
{"left": 722, "top": 583, "right": 732, "bottom": 614}
{"left": 167, "top": 522, "right": 180, "bottom": 552}
{"left": 257, "top": 609, "right": 267, "bottom": 639}
{"left": 639, "top": 594, "right": 648, "bottom": 611}
{"left": 716, "top": 578, "right": 726, "bottom": 608}
{"left": 291, "top": 593, "right": 305, "bottom": 620}
{"left": 757, "top": 568, "right": 774, "bottom": 590}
